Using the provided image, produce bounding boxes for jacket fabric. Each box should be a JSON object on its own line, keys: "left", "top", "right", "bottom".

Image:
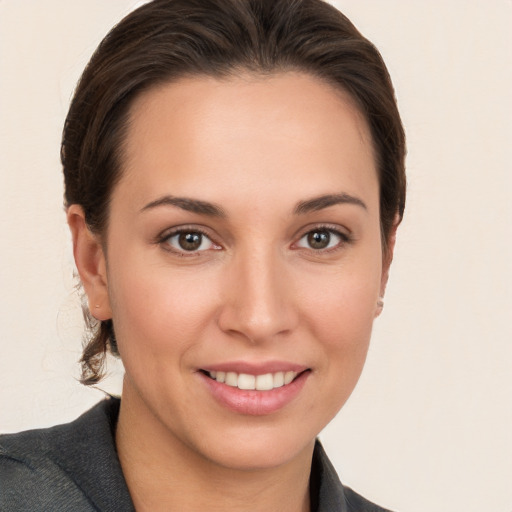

{"left": 0, "top": 397, "right": 393, "bottom": 511}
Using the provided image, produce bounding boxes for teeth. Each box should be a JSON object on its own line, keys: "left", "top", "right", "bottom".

{"left": 208, "top": 370, "right": 299, "bottom": 390}
{"left": 238, "top": 374, "right": 256, "bottom": 390}
{"left": 273, "top": 371, "right": 284, "bottom": 388}
{"left": 255, "top": 373, "right": 273, "bottom": 391}
{"left": 225, "top": 372, "right": 238, "bottom": 386}
{"left": 284, "top": 371, "right": 295, "bottom": 385}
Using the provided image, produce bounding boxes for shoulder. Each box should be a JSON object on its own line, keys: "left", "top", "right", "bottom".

{"left": 313, "top": 441, "right": 395, "bottom": 512}
{"left": 0, "top": 429, "right": 91, "bottom": 511}
{"left": 343, "top": 486, "right": 395, "bottom": 512}
{"left": 0, "top": 397, "right": 133, "bottom": 512}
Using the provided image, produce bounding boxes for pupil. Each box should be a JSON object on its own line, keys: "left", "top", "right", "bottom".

{"left": 179, "top": 232, "right": 202, "bottom": 251}
{"left": 308, "top": 230, "right": 330, "bottom": 249}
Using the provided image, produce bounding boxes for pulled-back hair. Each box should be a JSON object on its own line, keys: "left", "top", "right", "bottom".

{"left": 62, "top": 0, "right": 406, "bottom": 385}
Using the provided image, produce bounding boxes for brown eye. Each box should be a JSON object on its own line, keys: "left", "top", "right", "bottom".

{"left": 179, "top": 232, "right": 203, "bottom": 251}
{"left": 164, "top": 230, "right": 216, "bottom": 253}
{"left": 296, "top": 228, "right": 346, "bottom": 251}
{"left": 307, "top": 230, "right": 331, "bottom": 249}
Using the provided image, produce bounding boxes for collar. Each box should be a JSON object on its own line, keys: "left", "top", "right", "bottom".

{"left": 42, "top": 396, "right": 134, "bottom": 512}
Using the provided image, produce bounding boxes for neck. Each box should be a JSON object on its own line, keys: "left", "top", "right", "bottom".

{"left": 115, "top": 385, "right": 313, "bottom": 512}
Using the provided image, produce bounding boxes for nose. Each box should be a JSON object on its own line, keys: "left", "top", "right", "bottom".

{"left": 217, "top": 248, "right": 299, "bottom": 344}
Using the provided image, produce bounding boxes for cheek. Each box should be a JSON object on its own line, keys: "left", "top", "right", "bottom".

{"left": 297, "top": 252, "right": 382, "bottom": 404}
{"left": 304, "top": 282, "right": 377, "bottom": 422}
{"left": 301, "top": 257, "right": 382, "bottom": 345}
{"left": 106, "top": 257, "right": 221, "bottom": 361}
{"left": 309, "top": 279, "right": 376, "bottom": 373}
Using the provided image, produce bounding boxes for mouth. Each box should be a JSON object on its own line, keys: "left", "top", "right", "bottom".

{"left": 201, "top": 369, "right": 305, "bottom": 391}
{"left": 198, "top": 368, "right": 312, "bottom": 416}
{"left": 198, "top": 365, "right": 311, "bottom": 415}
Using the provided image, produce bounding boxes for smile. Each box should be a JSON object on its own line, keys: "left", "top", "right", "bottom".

{"left": 200, "top": 365, "right": 311, "bottom": 415}
{"left": 207, "top": 370, "right": 299, "bottom": 391}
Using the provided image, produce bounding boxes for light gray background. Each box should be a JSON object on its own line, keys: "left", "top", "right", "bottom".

{"left": 1, "top": 1, "right": 511, "bottom": 511}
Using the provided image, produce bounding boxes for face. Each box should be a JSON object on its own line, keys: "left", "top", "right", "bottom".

{"left": 90, "top": 73, "right": 387, "bottom": 470}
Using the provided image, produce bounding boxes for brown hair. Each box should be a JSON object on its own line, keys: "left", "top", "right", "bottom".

{"left": 62, "top": 0, "right": 406, "bottom": 385}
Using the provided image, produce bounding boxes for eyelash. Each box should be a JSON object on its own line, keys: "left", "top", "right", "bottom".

{"left": 157, "top": 224, "right": 352, "bottom": 256}
{"left": 157, "top": 226, "right": 220, "bottom": 256}
{"left": 294, "top": 225, "right": 352, "bottom": 253}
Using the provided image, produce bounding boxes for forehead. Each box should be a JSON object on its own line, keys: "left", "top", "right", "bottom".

{"left": 117, "top": 72, "right": 378, "bottom": 213}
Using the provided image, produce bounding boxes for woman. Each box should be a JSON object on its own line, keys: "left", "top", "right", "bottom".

{"left": 0, "top": 0, "right": 405, "bottom": 510}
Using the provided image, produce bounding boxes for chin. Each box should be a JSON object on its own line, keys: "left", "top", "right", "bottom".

{"left": 198, "top": 428, "right": 317, "bottom": 472}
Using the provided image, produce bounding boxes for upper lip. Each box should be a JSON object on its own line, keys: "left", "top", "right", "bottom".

{"left": 199, "top": 361, "right": 309, "bottom": 375}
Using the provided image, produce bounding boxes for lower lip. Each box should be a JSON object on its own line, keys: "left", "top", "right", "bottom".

{"left": 199, "top": 371, "right": 310, "bottom": 416}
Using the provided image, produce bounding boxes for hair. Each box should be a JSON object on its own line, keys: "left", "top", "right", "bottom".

{"left": 61, "top": 0, "right": 406, "bottom": 385}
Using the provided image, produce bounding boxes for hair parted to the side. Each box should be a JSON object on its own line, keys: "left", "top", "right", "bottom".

{"left": 61, "top": 0, "right": 406, "bottom": 386}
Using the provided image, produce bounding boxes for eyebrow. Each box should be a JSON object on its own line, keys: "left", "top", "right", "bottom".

{"left": 140, "top": 196, "right": 226, "bottom": 217}
{"left": 140, "top": 192, "right": 366, "bottom": 217}
{"left": 294, "top": 193, "right": 367, "bottom": 215}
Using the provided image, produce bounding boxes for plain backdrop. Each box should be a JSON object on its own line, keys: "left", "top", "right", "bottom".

{"left": 1, "top": 1, "right": 511, "bottom": 511}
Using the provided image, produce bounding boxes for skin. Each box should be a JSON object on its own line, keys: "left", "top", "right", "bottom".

{"left": 68, "top": 72, "right": 395, "bottom": 511}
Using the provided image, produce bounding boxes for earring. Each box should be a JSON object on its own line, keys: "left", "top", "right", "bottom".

{"left": 377, "top": 299, "right": 384, "bottom": 309}
{"left": 94, "top": 304, "right": 101, "bottom": 309}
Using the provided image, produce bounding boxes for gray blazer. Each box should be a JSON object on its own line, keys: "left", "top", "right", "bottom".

{"left": 0, "top": 398, "right": 393, "bottom": 511}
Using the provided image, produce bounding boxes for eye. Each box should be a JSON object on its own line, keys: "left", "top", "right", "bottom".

{"left": 296, "top": 228, "right": 346, "bottom": 251}
{"left": 164, "top": 230, "right": 218, "bottom": 253}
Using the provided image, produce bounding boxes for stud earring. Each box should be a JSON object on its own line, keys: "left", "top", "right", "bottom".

{"left": 377, "top": 299, "right": 384, "bottom": 309}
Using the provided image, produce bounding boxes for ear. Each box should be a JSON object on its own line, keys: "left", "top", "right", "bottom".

{"left": 67, "top": 205, "right": 112, "bottom": 321}
{"left": 375, "top": 214, "right": 400, "bottom": 318}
